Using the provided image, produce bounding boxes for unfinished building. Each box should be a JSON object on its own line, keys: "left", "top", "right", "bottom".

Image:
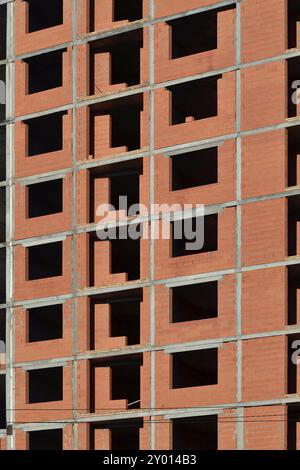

{"left": 0, "top": 0, "right": 300, "bottom": 450}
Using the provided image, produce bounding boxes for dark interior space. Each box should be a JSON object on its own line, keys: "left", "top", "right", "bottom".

{"left": 90, "top": 355, "right": 142, "bottom": 412}
{"left": 90, "top": 290, "right": 142, "bottom": 349}
{"left": 288, "top": 57, "right": 300, "bottom": 118}
{"left": 90, "top": 30, "right": 142, "bottom": 94}
{"left": 0, "top": 310, "right": 5, "bottom": 347}
{"left": 172, "top": 214, "right": 218, "bottom": 257}
{"left": 0, "top": 66, "right": 5, "bottom": 123}
{"left": 28, "top": 304, "right": 63, "bottom": 342}
{"left": 287, "top": 403, "right": 300, "bottom": 449}
{"left": 27, "top": 178, "right": 63, "bottom": 218}
{"left": 169, "top": 76, "right": 220, "bottom": 125}
{"left": 90, "top": 95, "right": 142, "bottom": 154}
{"left": 28, "top": 366, "right": 63, "bottom": 403}
{"left": 27, "top": 112, "right": 65, "bottom": 156}
{"left": 288, "top": 264, "right": 300, "bottom": 325}
{"left": 172, "top": 415, "right": 218, "bottom": 450}
{"left": 172, "top": 348, "right": 218, "bottom": 389}
{"left": 288, "top": 126, "right": 300, "bottom": 187}
{"left": 113, "top": 0, "right": 143, "bottom": 22}
{"left": 172, "top": 147, "right": 218, "bottom": 191}
{"left": 0, "top": 5, "right": 7, "bottom": 60}
{"left": 28, "top": 241, "right": 62, "bottom": 280}
{"left": 0, "top": 249, "right": 6, "bottom": 304}
{"left": 172, "top": 281, "right": 218, "bottom": 323}
{"left": 26, "top": 50, "right": 63, "bottom": 94}
{"left": 169, "top": 10, "right": 217, "bottom": 59}
{"left": 0, "top": 187, "right": 5, "bottom": 243}
{"left": 287, "top": 333, "right": 300, "bottom": 394}
{"left": 90, "top": 419, "right": 142, "bottom": 450}
{"left": 27, "top": 0, "right": 63, "bottom": 33}
{"left": 28, "top": 429, "right": 63, "bottom": 450}
{"left": 0, "top": 126, "right": 6, "bottom": 181}
{"left": 89, "top": 159, "right": 142, "bottom": 222}
{"left": 0, "top": 375, "right": 5, "bottom": 429}
{"left": 288, "top": 195, "right": 300, "bottom": 256}
{"left": 288, "top": 0, "right": 300, "bottom": 49}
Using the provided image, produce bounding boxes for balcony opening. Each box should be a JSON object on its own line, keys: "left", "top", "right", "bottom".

{"left": 288, "top": 126, "right": 300, "bottom": 186}
{"left": 0, "top": 249, "right": 6, "bottom": 304}
{"left": 27, "top": 178, "right": 63, "bottom": 219}
{"left": 90, "top": 95, "right": 142, "bottom": 154}
{"left": 287, "top": 334, "right": 300, "bottom": 394}
{"left": 172, "top": 415, "right": 218, "bottom": 450}
{"left": 0, "top": 375, "right": 5, "bottom": 429}
{"left": 28, "top": 429, "right": 63, "bottom": 450}
{"left": 27, "top": 0, "right": 63, "bottom": 33}
{"left": 0, "top": 5, "right": 7, "bottom": 60}
{"left": 90, "top": 355, "right": 142, "bottom": 412}
{"left": 28, "top": 366, "right": 63, "bottom": 403}
{"left": 168, "top": 76, "right": 220, "bottom": 125}
{"left": 91, "top": 419, "right": 142, "bottom": 450}
{"left": 90, "top": 229, "right": 140, "bottom": 284}
{"left": 26, "top": 50, "right": 63, "bottom": 94}
{"left": 172, "top": 214, "right": 218, "bottom": 258}
{"left": 288, "top": 195, "right": 300, "bottom": 256}
{"left": 0, "top": 188, "right": 5, "bottom": 243}
{"left": 288, "top": 0, "right": 300, "bottom": 49}
{"left": 288, "top": 403, "right": 300, "bottom": 449}
{"left": 0, "top": 66, "right": 5, "bottom": 124}
{"left": 89, "top": 159, "right": 142, "bottom": 223}
{"left": 172, "top": 348, "right": 218, "bottom": 389}
{"left": 27, "top": 241, "right": 62, "bottom": 280}
{"left": 113, "top": 0, "right": 143, "bottom": 22}
{"left": 90, "top": 290, "right": 142, "bottom": 348}
{"left": 27, "top": 112, "right": 65, "bottom": 156}
{"left": 171, "top": 147, "right": 218, "bottom": 191}
{"left": 0, "top": 310, "right": 5, "bottom": 347}
{"left": 288, "top": 57, "right": 300, "bottom": 118}
{"left": 90, "top": 30, "right": 142, "bottom": 94}
{"left": 172, "top": 281, "right": 218, "bottom": 323}
{"left": 28, "top": 304, "right": 63, "bottom": 342}
{"left": 288, "top": 264, "right": 300, "bottom": 325}
{"left": 168, "top": 10, "right": 217, "bottom": 59}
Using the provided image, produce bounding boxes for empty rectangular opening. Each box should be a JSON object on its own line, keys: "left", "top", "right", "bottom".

{"left": 28, "top": 241, "right": 62, "bottom": 280}
{"left": 172, "top": 348, "right": 218, "bottom": 389}
{"left": 29, "top": 429, "right": 63, "bottom": 450}
{"left": 28, "top": 366, "right": 63, "bottom": 403}
{"left": 172, "top": 281, "right": 218, "bottom": 323}
{"left": 169, "top": 10, "right": 217, "bottom": 59}
{"left": 90, "top": 159, "right": 142, "bottom": 223}
{"left": 27, "top": 112, "right": 65, "bottom": 156}
{"left": 90, "top": 355, "right": 142, "bottom": 412}
{"left": 28, "top": 304, "right": 63, "bottom": 342}
{"left": 0, "top": 5, "right": 7, "bottom": 60}
{"left": 0, "top": 249, "right": 6, "bottom": 304}
{"left": 90, "top": 30, "right": 142, "bottom": 94}
{"left": 113, "top": 0, "right": 143, "bottom": 22}
{"left": 288, "top": 126, "right": 300, "bottom": 187}
{"left": 0, "top": 310, "right": 5, "bottom": 347}
{"left": 172, "top": 214, "right": 218, "bottom": 258}
{"left": 288, "top": 195, "right": 300, "bottom": 256}
{"left": 90, "top": 95, "right": 142, "bottom": 154}
{"left": 288, "top": 403, "right": 300, "bottom": 450}
{"left": 0, "top": 127, "right": 6, "bottom": 181}
{"left": 27, "top": 0, "right": 63, "bottom": 33}
{"left": 288, "top": 264, "right": 300, "bottom": 325}
{"left": 27, "top": 179, "right": 63, "bottom": 218}
{"left": 288, "top": 0, "right": 300, "bottom": 49}
{"left": 169, "top": 76, "right": 220, "bottom": 125}
{"left": 0, "top": 188, "right": 5, "bottom": 243}
{"left": 288, "top": 334, "right": 300, "bottom": 394}
{"left": 0, "top": 375, "right": 5, "bottom": 429}
{"left": 90, "top": 290, "right": 142, "bottom": 349}
{"left": 288, "top": 57, "right": 300, "bottom": 117}
{"left": 172, "top": 147, "right": 218, "bottom": 191}
{"left": 173, "top": 415, "right": 218, "bottom": 450}
{"left": 26, "top": 50, "right": 63, "bottom": 94}
{"left": 0, "top": 66, "right": 5, "bottom": 124}
{"left": 91, "top": 419, "right": 142, "bottom": 450}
